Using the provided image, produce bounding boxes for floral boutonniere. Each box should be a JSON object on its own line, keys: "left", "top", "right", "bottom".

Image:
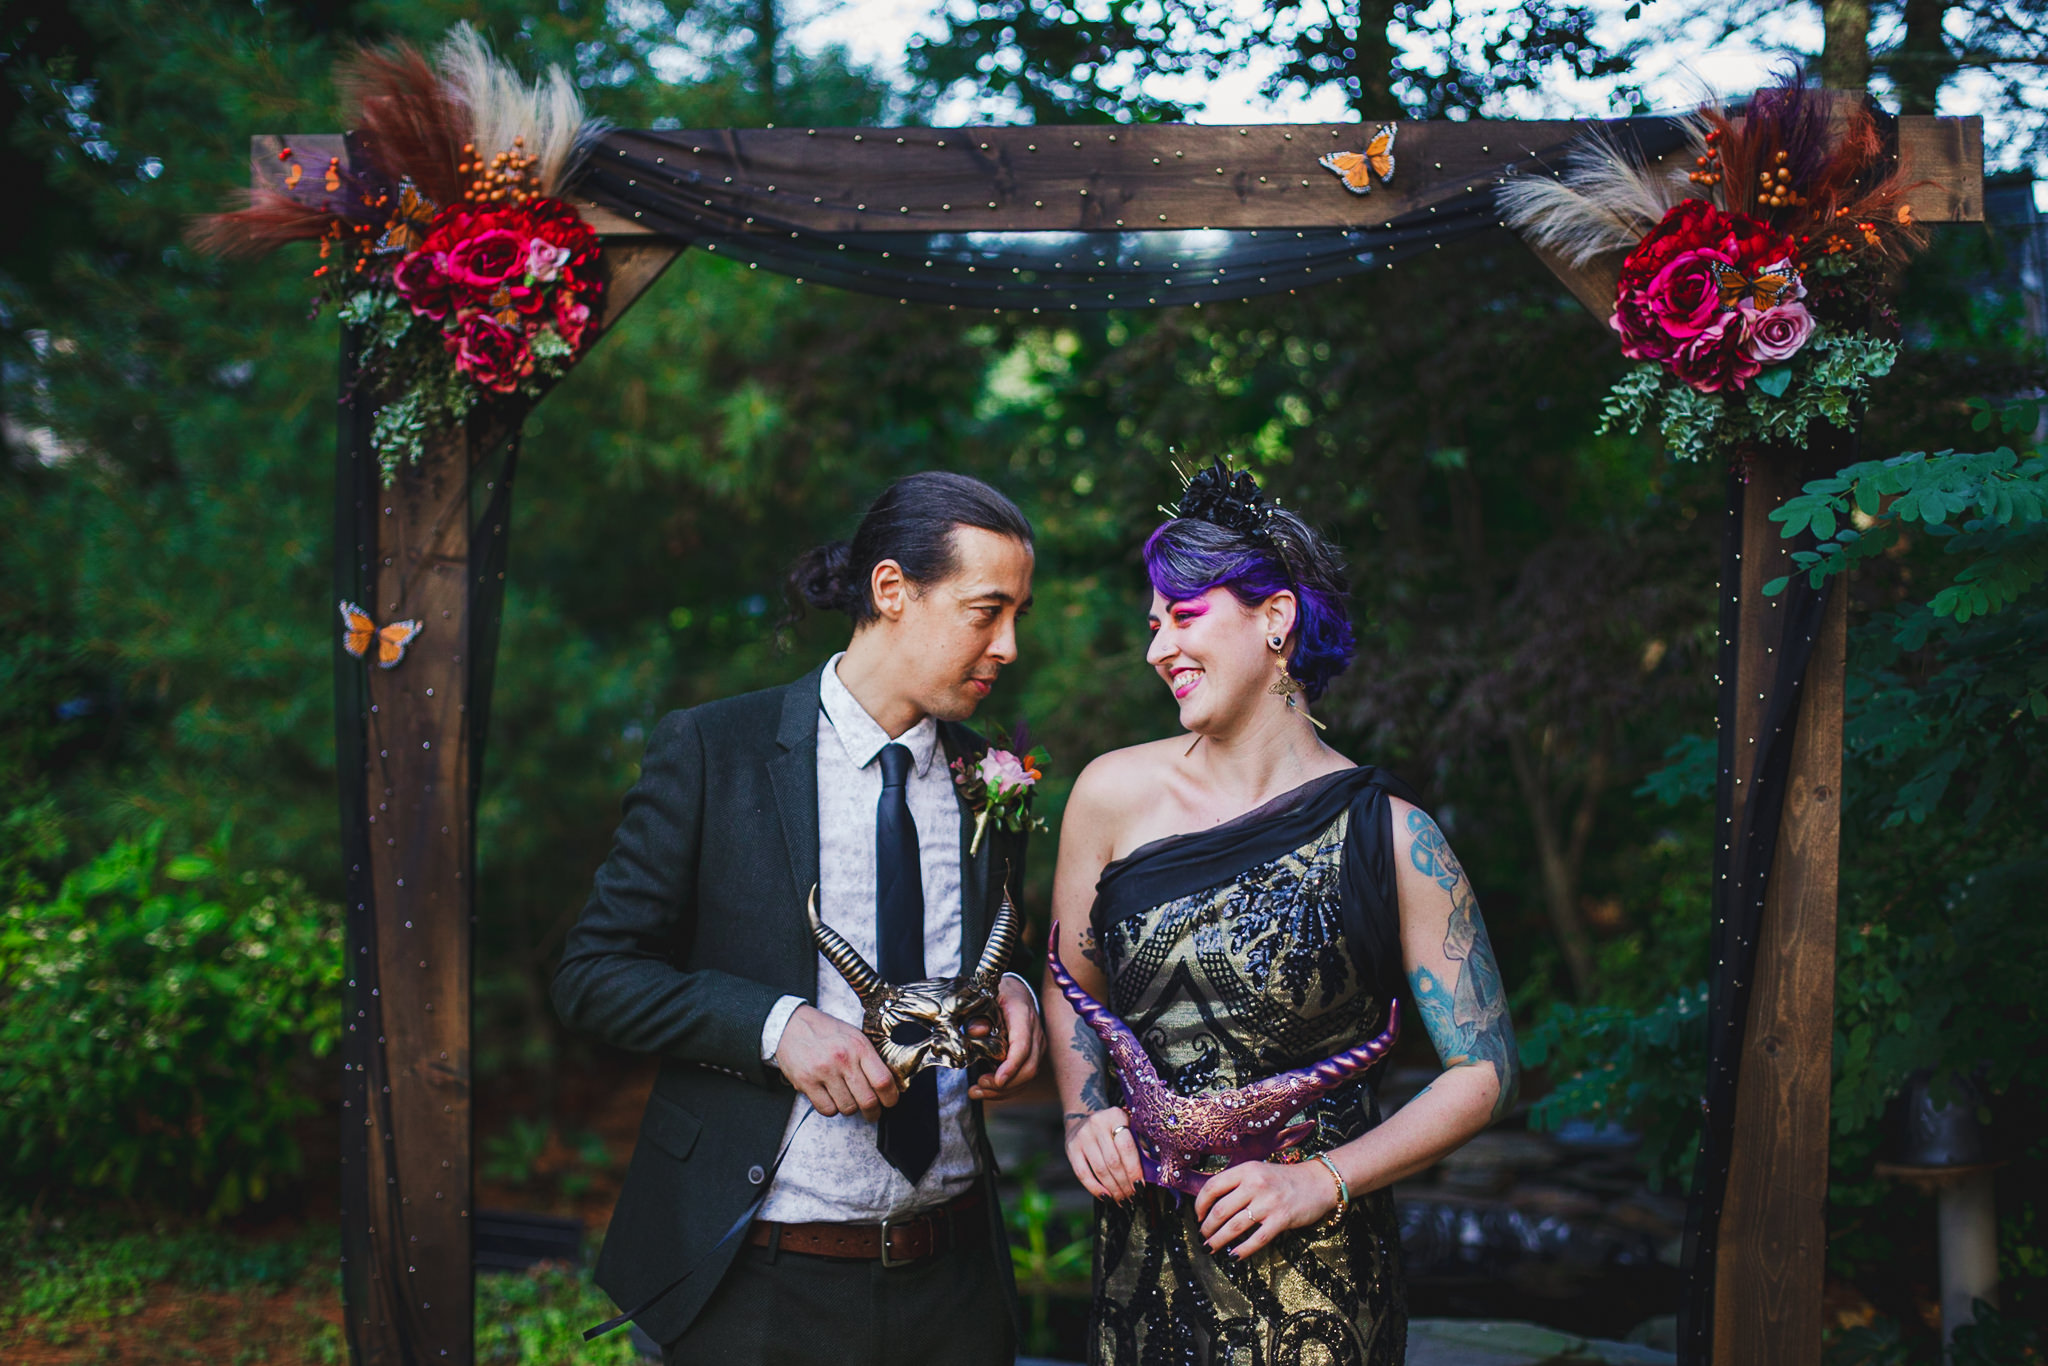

{"left": 951, "top": 723, "right": 1049, "bottom": 857}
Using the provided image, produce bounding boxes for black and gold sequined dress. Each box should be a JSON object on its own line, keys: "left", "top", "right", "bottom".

{"left": 1086, "top": 766, "right": 1418, "bottom": 1366}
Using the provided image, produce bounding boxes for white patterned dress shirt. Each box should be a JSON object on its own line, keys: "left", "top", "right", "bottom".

{"left": 755, "top": 654, "right": 981, "bottom": 1221}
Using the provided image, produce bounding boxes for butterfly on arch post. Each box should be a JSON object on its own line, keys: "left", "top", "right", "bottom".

{"left": 339, "top": 600, "right": 423, "bottom": 669}
{"left": 1318, "top": 123, "right": 1397, "bottom": 195}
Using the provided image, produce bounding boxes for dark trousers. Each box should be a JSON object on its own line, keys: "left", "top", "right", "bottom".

{"left": 662, "top": 1225, "right": 1016, "bottom": 1366}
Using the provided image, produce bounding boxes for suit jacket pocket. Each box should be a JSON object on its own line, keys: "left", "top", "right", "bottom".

{"left": 642, "top": 1093, "right": 703, "bottom": 1162}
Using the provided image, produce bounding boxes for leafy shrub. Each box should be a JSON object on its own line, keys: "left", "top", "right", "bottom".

{"left": 0, "top": 1210, "right": 338, "bottom": 1350}
{"left": 0, "top": 826, "right": 343, "bottom": 1217}
{"left": 476, "top": 1255, "right": 643, "bottom": 1365}
{"left": 1520, "top": 982, "right": 1710, "bottom": 1187}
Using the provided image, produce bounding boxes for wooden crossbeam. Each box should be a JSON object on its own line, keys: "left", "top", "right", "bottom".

{"left": 255, "top": 116, "right": 1981, "bottom": 247}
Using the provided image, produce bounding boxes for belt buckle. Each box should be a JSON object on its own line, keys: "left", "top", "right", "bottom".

{"left": 878, "top": 1215, "right": 911, "bottom": 1269}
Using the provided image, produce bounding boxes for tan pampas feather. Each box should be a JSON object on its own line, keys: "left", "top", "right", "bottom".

{"left": 436, "top": 24, "right": 600, "bottom": 197}
{"left": 1499, "top": 121, "right": 1707, "bottom": 266}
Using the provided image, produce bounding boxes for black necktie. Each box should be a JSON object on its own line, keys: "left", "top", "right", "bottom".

{"left": 874, "top": 742, "right": 940, "bottom": 1183}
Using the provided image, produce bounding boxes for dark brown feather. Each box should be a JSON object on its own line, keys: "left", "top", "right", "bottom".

{"left": 187, "top": 189, "right": 338, "bottom": 258}
{"left": 336, "top": 44, "right": 470, "bottom": 208}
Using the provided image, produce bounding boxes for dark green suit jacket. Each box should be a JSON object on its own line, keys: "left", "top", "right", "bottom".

{"left": 551, "top": 663, "right": 1026, "bottom": 1345}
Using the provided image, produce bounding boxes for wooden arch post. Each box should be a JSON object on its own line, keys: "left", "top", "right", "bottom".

{"left": 262, "top": 109, "right": 1980, "bottom": 1366}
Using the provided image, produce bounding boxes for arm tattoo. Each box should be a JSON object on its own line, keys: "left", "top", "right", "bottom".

{"left": 1070, "top": 1016, "right": 1112, "bottom": 1113}
{"left": 1405, "top": 810, "right": 1520, "bottom": 1122}
{"left": 1077, "top": 923, "right": 1103, "bottom": 969}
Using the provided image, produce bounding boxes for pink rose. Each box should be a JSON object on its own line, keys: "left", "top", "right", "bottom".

{"left": 447, "top": 314, "right": 532, "bottom": 393}
{"left": 1641, "top": 249, "right": 1728, "bottom": 343}
{"left": 1668, "top": 313, "right": 1762, "bottom": 393}
{"left": 1738, "top": 299, "right": 1816, "bottom": 364}
{"left": 441, "top": 228, "right": 526, "bottom": 290}
{"left": 526, "top": 239, "right": 571, "bottom": 282}
{"left": 391, "top": 249, "right": 456, "bottom": 320}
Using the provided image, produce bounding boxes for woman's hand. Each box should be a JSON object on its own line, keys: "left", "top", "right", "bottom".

{"left": 1193, "top": 1158, "right": 1341, "bottom": 1259}
{"left": 1064, "top": 1107, "right": 1147, "bottom": 1202}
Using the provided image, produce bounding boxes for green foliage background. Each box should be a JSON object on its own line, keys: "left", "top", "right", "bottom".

{"left": 2, "top": 0, "right": 2044, "bottom": 1346}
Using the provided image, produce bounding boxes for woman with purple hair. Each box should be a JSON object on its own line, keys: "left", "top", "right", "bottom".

{"left": 1045, "top": 462, "right": 1521, "bottom": 1365}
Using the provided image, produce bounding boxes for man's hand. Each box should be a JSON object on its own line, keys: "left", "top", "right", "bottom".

{"left": 967, "top": 975, "right": 1044, "bottom": 1102}
{"left": 774, "top": 1004, "right": 901, "bottom": 1120}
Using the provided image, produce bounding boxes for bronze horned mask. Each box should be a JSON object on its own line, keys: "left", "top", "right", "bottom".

{"left": 806, "top": 887, "right": 1021, "bottom": 1086}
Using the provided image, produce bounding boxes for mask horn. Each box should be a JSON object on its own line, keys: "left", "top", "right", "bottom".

{"left": 806, "top": 886, "right": 883, "bottom": 1003}
{"left": 973, "top": 888, "right": 1022, "bottom": 987}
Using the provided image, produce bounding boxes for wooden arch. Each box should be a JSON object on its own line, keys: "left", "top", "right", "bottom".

{"left": 257, "top": 109, "right": 1984, "bottom": 1366}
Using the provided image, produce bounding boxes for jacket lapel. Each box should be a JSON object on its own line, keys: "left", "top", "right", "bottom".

{"left": 768, "top": 665, "right": 826, "bottom": 995}
{"left": 939, "top": 722, "right": 992, "bottom": 970}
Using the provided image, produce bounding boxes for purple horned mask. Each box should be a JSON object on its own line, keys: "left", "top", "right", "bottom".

{"left": 1049, "top": 923, "right": 1399, "bottom": 1196}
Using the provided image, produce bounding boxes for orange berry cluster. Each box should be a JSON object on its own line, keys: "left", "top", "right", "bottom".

{"left": 459, "top": 137, "right": 540, "bottom": 206}
{"left": 1688, "top": 128, "right": 1725, "bottom": 188}
{"left": 1757, "top": 150, "right": 1806, "bottom": 210}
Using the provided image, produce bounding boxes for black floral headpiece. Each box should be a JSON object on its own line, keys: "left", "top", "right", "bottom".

{"left": 1170, "top": 459, "right": 1276, "bottom": 544}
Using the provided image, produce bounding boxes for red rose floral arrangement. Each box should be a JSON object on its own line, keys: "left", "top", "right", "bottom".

{"left": 192, "top": 27, "right": 605, "bottom": 475}
{"left": 390, "top": 185, "right": 600, "bottom": 395}
{"left": 1502, "top": 79, "right": 1926, "bottom": 463}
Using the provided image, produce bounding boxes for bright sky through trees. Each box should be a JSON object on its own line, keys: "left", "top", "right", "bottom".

{"left": 736, "top": 0, "right": 2043, "bottom": 198}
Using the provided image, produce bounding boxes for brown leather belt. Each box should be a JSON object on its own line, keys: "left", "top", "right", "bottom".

{"left": 746, "top": 1187, "right": 985, "bottom": 1267}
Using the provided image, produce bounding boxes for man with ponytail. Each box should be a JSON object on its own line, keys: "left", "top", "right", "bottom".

{"left": 554, "top": 471, "right": 1044, "bottom": 1364}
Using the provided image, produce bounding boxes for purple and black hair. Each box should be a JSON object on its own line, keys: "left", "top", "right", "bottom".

{"left": 1143, "top": 505, "right": 1356, "bottom": 703}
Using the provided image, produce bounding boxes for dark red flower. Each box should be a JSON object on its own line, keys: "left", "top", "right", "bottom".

{"left": 1666, "top": 313, "right": 1761, "bottom": 393}
{"left": 391, "top": 248, "right": 456, "bottom": 320}
{"left": 552, "top": 295, "right": 592, "bottom": 351}
{"left": 447, "top": 313, "right": 532, "bottom": 393}
{"left": 441, "top": 227, "right": 527, "bottom": 290}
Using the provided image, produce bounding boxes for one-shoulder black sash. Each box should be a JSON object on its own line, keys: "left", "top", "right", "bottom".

{"left": 1090, "top": 765, "right": 1422, "bottom": 1014}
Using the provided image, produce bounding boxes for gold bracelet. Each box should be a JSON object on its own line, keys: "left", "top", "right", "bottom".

{"left": 1311, "top": 1152, "right": 1350, "bottom": 1229}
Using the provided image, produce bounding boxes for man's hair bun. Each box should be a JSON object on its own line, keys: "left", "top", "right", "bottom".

{"left": 787, "top": 540, "right": 856, "bottom": 615}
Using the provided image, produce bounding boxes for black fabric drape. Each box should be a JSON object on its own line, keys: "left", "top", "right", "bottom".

{"left": 334, "top": 326, "right": 388, "bottom": 1350}
{"left": 1675, "top": 466, "right": 1840, "bottom": 1364}
{"left": 570, "top": 120, "right": 1694, "bottom": 311}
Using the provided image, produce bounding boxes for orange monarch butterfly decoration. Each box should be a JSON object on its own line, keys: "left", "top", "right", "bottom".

{"left": 1318, "top": 123, "right": 1397, "bottom": 195}
{"left": 1707, "top": 259, "right": 1803, "bottom": 311}
{"left": 339, "top": 600, "right": 423, "bottom": 668}
{"left": 374, "top": 181, "right": 436, "bottom": 256}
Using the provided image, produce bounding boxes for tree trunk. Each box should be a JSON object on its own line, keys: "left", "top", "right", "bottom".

{"left": 1819, "top": 0, "right": 1873, "bottom": 90}
{"left": 754, "top": 0, "right": 780, "bottom": 116}
{"left": 1891, "top": 0, "right": 1955, "bottom": 114}
{"left": 1505, "top": 729, "right": 1603, "bottom": 999}
{"left": 1349, "top": 0, "right": 1404, "bottom": 119}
